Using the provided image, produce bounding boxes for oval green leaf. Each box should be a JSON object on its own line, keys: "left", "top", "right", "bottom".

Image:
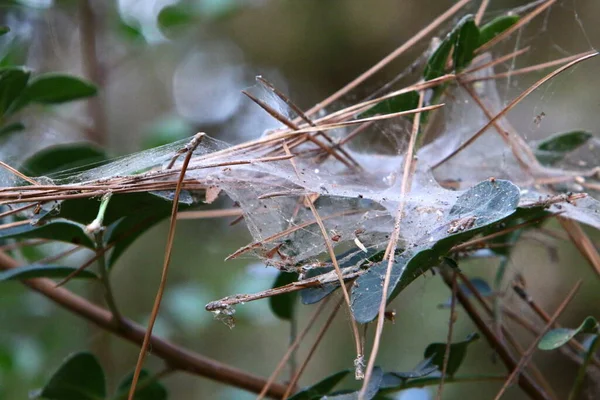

{"left": 0, "top": 121, "right": 25, "bottom": 138}
{"left": 15, "top": 74, "right": 97, "bottom": 110}
{"left": 479, "top": 15, "right": 520, "bottom": 46}
{"left": 115, "top": 369, "right": 168, "bottom": 400}
{"left": 351, "top": 180, "right": 520, "bottom": 323}
{"left": 158, "top": 4, "right": 194, "bottom": 34}
{"left": 359, "top": 91, "right": 419, "bottom": 118}
{"left": 538, "top": 316, "right": 599, "bottom": 350}
{"left": 288, "top": 369, "right": 350, "bottom": 400}
{"left": 20, "top": 142, "right": 107, "bottom": 177}
{"left": 423, "top": 333, "right": 480, "bottom": 377}
{"left": 33, "top": 352, "right": 106, "bottom": 400}
{"left": 535, "top": 130, "right": 592, "bottom": 166}
{"left": 0, "top": 66, "right": 30, "bottom": 117}
{"left": 269, "top": 271, "right": 299, "bottom": 320}
{"left": 452, "top": 16, "right": 479, "bottom": 71}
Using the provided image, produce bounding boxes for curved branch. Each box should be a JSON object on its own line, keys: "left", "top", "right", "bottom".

{"left": 0, "top": 251, "right": 286, "bottom": 399}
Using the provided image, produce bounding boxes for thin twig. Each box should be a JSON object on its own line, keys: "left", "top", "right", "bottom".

{"left": 431, "top": 52, "right": 598, "bottom": 169}
{"left": 511, "top": 280, "right": 600, "bottom": 368}
{"left": 493, "top": 280, "right": 582, "bottom": 400}
{"left": 206, "top": 268, "right": 364, "bottom": 311}
{"left": 476, "top": 0, "right": 557, "bottom": 54}
{"left": 242, "top": 89, "right": 357, "bottom": 170}
{"left": 461, "top": 46, "right": 531, "bottom": 76}
{"left": 177, "top": 208, "right": 243, "bottom": 220}
{"left": 282, "top": 297, "right": 344, "bottom": 399}
{"left": 458, "top": 272, "right": 558, "bottom": 399}
{"left": 0, "top": 160, "right": 39, "bottom": 185}
{"left": 463, "top": 51, "right": 597, "bottom": 84}
{"left": 439, "top": 268, "right": 550, "bottom": 400}
{"left": 436, "top": 270, "right": 457, "bottom": 400}
{"left": 257, "top": 296, "right": 332, "bottom": 400}
{"left": 128, "top": 133, "right": 205, "bottom": 400}
{"left": 305, "top": 200, "right": 363, "bottom": 374}
{"left": 475, "top": 0, "right": 490, "bottom": 26}
{"left": 557, "top": 216, "right": 600, "bottom": 278}
{"left": 304, "top": 0, "right": 472, "bottom": 116}
{"left": 360, "top": 90, "right": 425, "bottom": 399}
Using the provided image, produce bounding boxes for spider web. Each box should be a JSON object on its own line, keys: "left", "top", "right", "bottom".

{"left": 1, "top": 0, "right": 599, "bottom": 270}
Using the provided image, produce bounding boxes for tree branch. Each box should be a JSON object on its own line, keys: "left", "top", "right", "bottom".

{"left": 0, "top": 251, "right": 287, "bottom": 398}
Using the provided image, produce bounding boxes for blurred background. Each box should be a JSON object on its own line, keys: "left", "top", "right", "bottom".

{"left": 0, "top": 0, "right": 599, "bottom": 399}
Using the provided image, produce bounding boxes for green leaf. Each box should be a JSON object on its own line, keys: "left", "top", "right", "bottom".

{"left": 534, "top": 130, "right": 593, "bottom": 165}
{"left": 479, "top": 15, "right": 520, "bottom": 47}
{"left": 0, "top": 41, "right": 28, "bottom": 68}
{"left": 143, "top": 115, "right": 193, "bottom": 150}
{"left": 538, "top": 316, "right": 599, "bottom": 350}
{"left": 0, "top": 66, "right": 30, "bottom": 117}
{"left": 351, "top": 179, "right": 520, "bottom": 323}
{"left": 385, "top": 357, "right": 438, "bottom": 382}
{"left": 114, "top": 369, "right": 168, "bottom": 400}
{"left": 0, "top": 26, "right": 9, "bottom": 36}
{"left": 269, "top": 271, "right": 299, "bottom": 320}
{"left": 0, "top": 264, "right": 98, "bottom": 281}
{"left": 0, "top": 121, "right": 24, "bottom": 138}
{"left": 33, "top": 352, "right": 106, "bottom": 400}
{"left": 300, "top": 248, "right": 379, "bottom": 305}
{"left": 424, "top": 36, "right": 453, "bottom": 82}
{"left": 538, "top": 131, "right": 593, "bottom": 152}
{"left": 20, "top": 142, "right": 107, "bottom": 177}
{"left": 569, "top": 334, "right": 600, "bottom": 400}
{"left": 423, "top": 333, "right": 480, "bottom": 377}
{"left": 116, "top": 18, "right": 146, "bottom": 43}
{"left": 452, "top": 16, "right": 479, "bottom": 71}
{"left": 288, "top": 369, "right": 350, "bottom": 400}
{"left": 326, "top": 367, "right": 383, "bottom": 400}
{"left": 424, "top": 15, "right": 478, "bottom": 81}
{"left": 359, "top": 91, "right": 419, "bottom": 118}
{"left": 0, "top": 218, "right": 95, "bottom": 248}
{"left": 158, "top": 4, "right": 194, "bottom": 34}
{"left": 300, "top": 266, "right": 338, "bottom": 305}
{"left": 0, "top": 344, "right": 14, "bottom": 372}
{"left": 13, "top": 74, "right": 97, "bottom": 111}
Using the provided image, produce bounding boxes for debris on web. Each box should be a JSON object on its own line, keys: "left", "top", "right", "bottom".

{"left": 211, "top": 305, "right": 236, "bottom": 329}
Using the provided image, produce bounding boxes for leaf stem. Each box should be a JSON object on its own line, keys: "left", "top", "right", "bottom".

{"left": 568, "top": 334, "right": 600, "bottom": 400}
{"left": 89, "top": 193, "right": 122, "bottom": 323}
{"left": 95, "top": 229, "right": 122, "bottom": 323}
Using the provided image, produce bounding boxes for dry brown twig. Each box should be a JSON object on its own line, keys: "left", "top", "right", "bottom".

{"left": 282, "top": 297, "right": 345, "bottom": 399}
{"left": 256, "top": 296, "right": 333, "bottom": 400}
{"left": 128, "top": 133, "right": 205, "bottom": 400}
{"left": 493, "top": 280, "right": 583, "bottom": 400}
{"left": 360, "top": 90, "right": 425, "bottom": 399}
{"left": 439, "top": 268, "right": 550, "bottom": 400}
{"left": 436, "top": 270, "right": 458, "bottom": 400}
